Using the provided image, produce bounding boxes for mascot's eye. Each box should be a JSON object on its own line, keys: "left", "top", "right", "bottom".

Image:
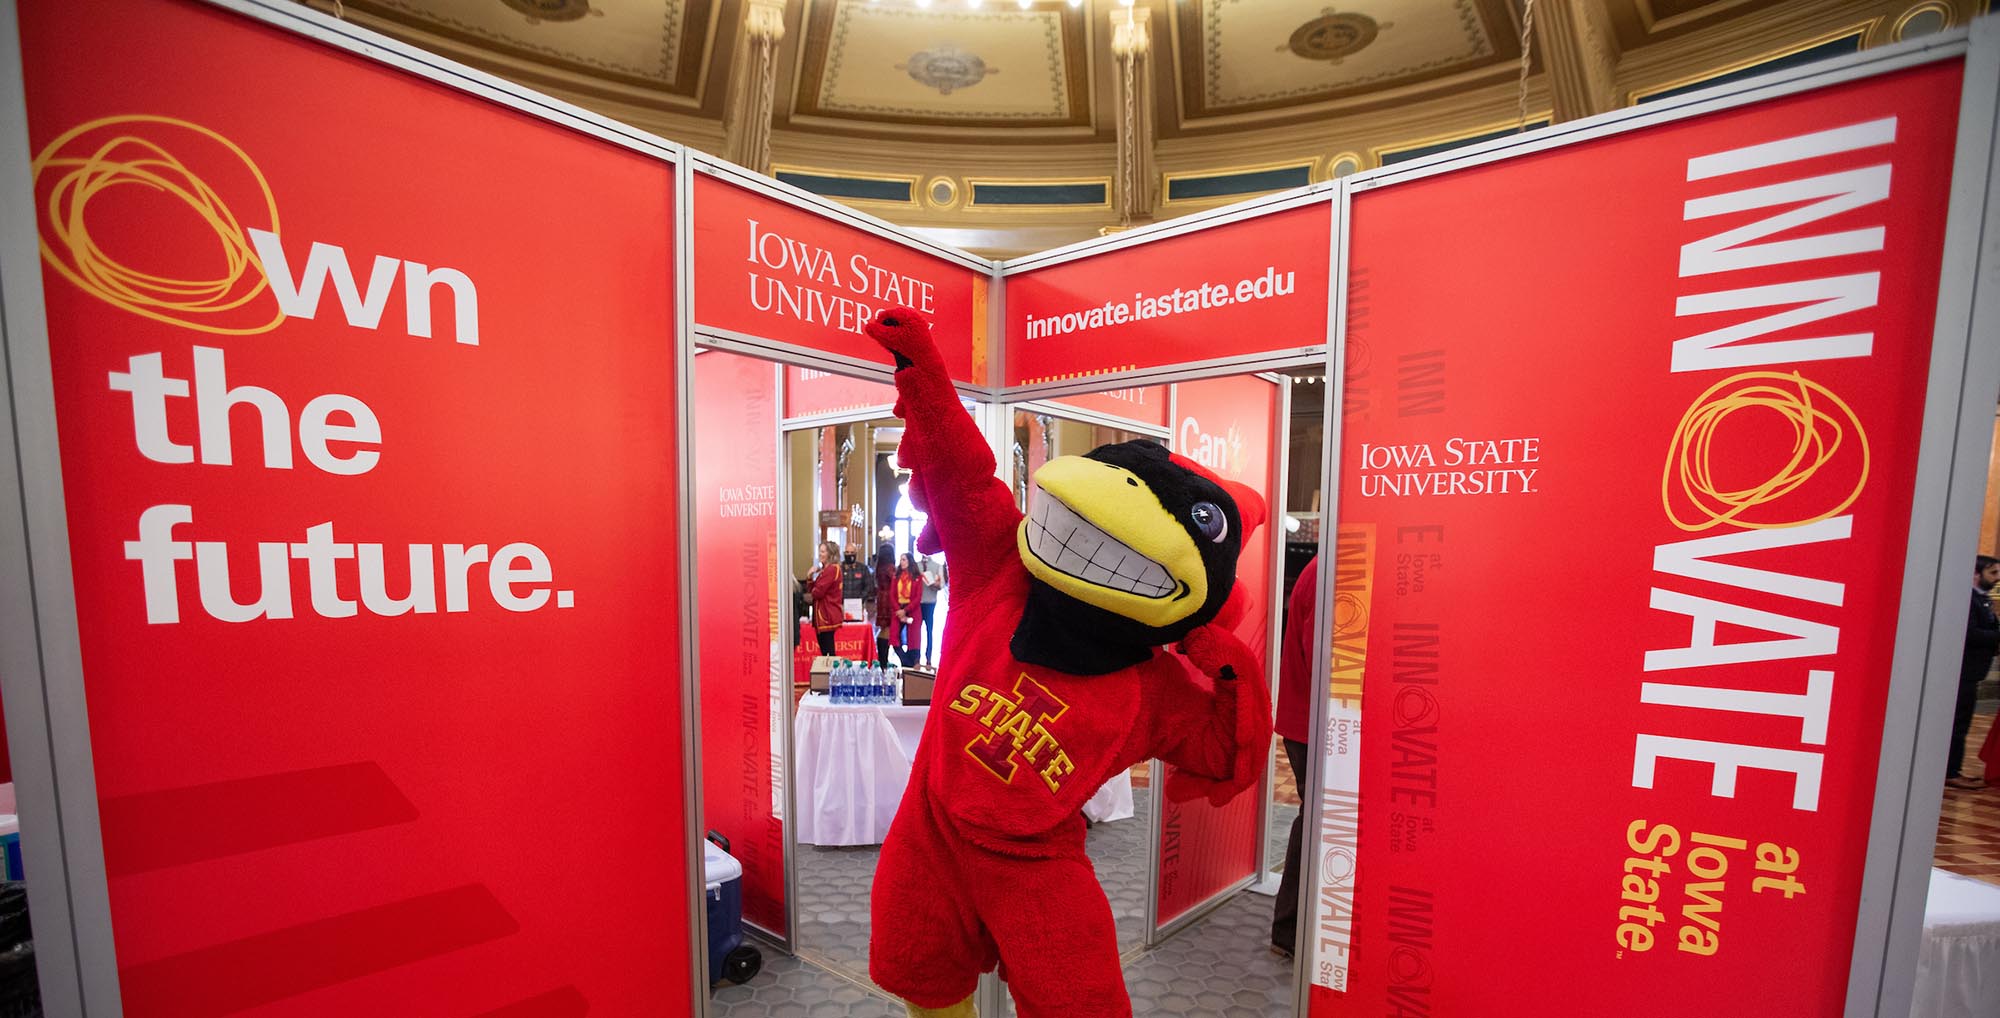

{"left": 1189, "top": 502, "right": 1228, "bottom": 543}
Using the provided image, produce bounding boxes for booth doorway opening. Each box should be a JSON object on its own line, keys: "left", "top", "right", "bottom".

{"left": 692, "top": 351, "right": 1330, "bottom": 1018}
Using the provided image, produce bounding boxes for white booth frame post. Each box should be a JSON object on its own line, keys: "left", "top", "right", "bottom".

{"left": 0, "top": 0, "right": 709, "bottom": 1014}
{"left": 674, "top": 155, "right": 713, "bottom": 1010}
{"left": 1291, "top": 19, "right": 2000, "bottom": 1018}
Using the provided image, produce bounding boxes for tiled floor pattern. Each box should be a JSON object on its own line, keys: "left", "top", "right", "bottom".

{"left": 1122, "top": 893, "right": 1296, "bottom": 1018}
{"left": 723, "top": 706, "right": 2000, "bottom": 1014}
{"left": 1937, "top": 707, "right": 2000, "bottom": 885}
{"left": 711, "top": 950, "right": 903, "bottom": 1018}
{"left": 718, "top": 784, "right": 1297, "bottom": 1017}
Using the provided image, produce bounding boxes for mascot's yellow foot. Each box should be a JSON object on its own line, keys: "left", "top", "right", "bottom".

{"left": 905, "top": 995, "right": 975, "bottom": 1018}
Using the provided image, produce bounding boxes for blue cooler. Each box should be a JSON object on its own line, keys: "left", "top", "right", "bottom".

{"left": 703, "top": 838, "right": 761, "bottom": 986}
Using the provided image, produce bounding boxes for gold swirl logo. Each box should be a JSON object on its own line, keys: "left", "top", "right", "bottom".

{"left": 1332, "top": 591, "right": 1368, "bottom": 638}
{"left": 32, "top": 115, "right": 282, "bottom": 334}
{"left": 1662, "top": 370, "right": 1869, "bottom": 532}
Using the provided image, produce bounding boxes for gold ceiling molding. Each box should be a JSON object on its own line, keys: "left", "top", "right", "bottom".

{"left": 770, "top": 164, "right": 920, "bottom": 207}
{"left": 1624, "top": 23, "right": 1872, "bottom": 102}
{"left": 1605, "top": 0, "right": 1791, "bottom": 48}
{"left": 325, "top": 0, "right": 722, "bottom": 115}
{"left": 1369, "top": 111, "right": 1551, "bottom": 164}
{"left": 348, "top": 0, "right": 713, "bottom": 96}
{"left": 962, "top": 176, "right": 1114, "bottom": 211}
{"left": 1159, "top": 157, "right": 1316, "bottom": 207}
{"left": 789, "top": 0, "right": 1093, "bottom": 131}
{"left": 1892, "top": 0, "right": 1957, "bottom": 38}
{"left": 1170, "top": 0, "right": 1525, "bottom": 126}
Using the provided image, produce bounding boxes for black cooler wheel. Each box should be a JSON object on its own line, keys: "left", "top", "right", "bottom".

{"left": 722, "top": 945, "right": 762, "bottom": 985}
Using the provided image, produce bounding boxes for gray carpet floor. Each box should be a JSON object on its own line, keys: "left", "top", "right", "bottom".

{"left": 713, "top": 788, "right": 1300, "bottom": 1017}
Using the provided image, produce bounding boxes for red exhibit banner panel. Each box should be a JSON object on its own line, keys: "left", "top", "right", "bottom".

{"left": 17, "top": 1, "right": 692, "bottom": 1013}
{"left": 1310, "top": 62, "right": 1963, "bottom": 1015}
{"left": 693, "top": 173, "right": 989, "bottom": 385}
{"left": 1003, "top": 202, "right": 1331, "bottom": 387}
{"left": 1157, "top": 373, "right": 1281, "bottom": 925}
{"left": 1044, "top": 384, "right": 1171, "bottom": 431}
{"left": 695, "top": 352, "right": 786, "bottom": 936}
{"left": 784, "top": 364, "right": 897, "bottom": 420}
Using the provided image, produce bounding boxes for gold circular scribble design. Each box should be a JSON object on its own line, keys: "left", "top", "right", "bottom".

{"left": 1661, "top": 371, "right": 1869, "bottom": 532}
{"left": 33, "top": 115, "right": 282, "bottom": 335}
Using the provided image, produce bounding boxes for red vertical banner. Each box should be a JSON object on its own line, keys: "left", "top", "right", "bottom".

{"left": 1157, "top": 373, "right": 1282, "bottom": 926}
{"left": 15, "top": 0, "right": 692, "bottom": 1013}
{"left": 695, "top": 352, "right": 786, "bottom": 935}
{"left": 1311, "top": 63, "right": 1963, "bottom": 1014}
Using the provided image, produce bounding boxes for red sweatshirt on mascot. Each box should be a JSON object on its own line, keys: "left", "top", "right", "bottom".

{"left": 860, "top": 308, "right": 1272, "bottom": 1018}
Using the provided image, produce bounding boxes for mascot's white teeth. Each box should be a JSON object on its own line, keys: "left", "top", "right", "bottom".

{"left": 1027, "top": 494, "right": 1176, "bottom": 598}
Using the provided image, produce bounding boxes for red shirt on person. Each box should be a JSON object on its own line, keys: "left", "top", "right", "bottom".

{"left": 1274, "top": 556, "right": 1317, "bottom": 745}
{"left": 811, "top": 562, "right": 843, "bottom": 632}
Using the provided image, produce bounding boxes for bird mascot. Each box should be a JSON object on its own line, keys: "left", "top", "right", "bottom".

{"left": 859, "top": 307, "right": 1273, "bottom": 1018}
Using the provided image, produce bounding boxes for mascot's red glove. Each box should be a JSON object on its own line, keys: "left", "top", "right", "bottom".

{"left": 1165, "top": 618, "right": 1274, "bottom": 807}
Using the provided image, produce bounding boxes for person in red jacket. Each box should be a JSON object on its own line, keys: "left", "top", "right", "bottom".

{"left": 874, "top": 542, "right": 900, "bottom": 667}
{"left": 810, "top": 540, "right": 844, "bottom": 656}
{"left": 1269, "top": 555, "right": 1318, "bottom": 956}
{"left": 860, "top": 307, "right": 1271, "bottom": 1018}
{"left": 892, "top": 553, "right": 924, "bottom": 665}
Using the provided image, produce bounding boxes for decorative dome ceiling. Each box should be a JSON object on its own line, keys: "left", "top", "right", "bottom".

{"left": 312, "top": 0, "right": 1980, "bottom": 254}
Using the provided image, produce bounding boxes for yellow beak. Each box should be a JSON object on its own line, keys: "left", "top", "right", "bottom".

{"left": 1015, "top": 455, "right": 1207, "bottom": 629}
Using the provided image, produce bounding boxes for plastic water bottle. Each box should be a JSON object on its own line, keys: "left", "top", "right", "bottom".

{"left": 868, "top": 665, "right": 884, "bottom": 705}
{"left": 831, "top": 661, "right": 848, "bottom": 704}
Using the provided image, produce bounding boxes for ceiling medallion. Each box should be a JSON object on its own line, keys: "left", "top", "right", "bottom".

{"left": 496, "top": 0, "right": 600, "bottom": 25}
{"left": 1285, "top": 8, "right": 1388, "bottom": 63}
{"left": 897, "top": 46, "right": 999, "bottom": 96}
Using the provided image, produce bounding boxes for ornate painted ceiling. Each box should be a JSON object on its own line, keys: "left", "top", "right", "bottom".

{"left": 314, "top": 0, "right": 1986, "bottom": 253}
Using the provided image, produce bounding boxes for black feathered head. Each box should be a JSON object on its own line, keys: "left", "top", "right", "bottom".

{"left": 1015, "top": 439, "right": 1266, "bottom": 649}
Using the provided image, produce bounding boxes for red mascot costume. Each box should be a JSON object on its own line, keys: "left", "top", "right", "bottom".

{"left": 861, "top": 308, "right": 1272, "bottom": 1018}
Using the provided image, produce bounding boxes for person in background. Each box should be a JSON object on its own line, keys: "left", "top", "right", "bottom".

{"left": 892, "top": 553, "right": 923, "bottom": 666}
{"left": 918, "top": 554, "right": 946, "bottom": 667}
{"left": 810, "top": 541, "right": 844, "bottom": 657}
{"left": 1947, "top": 554, "right": 1999, "bottom": 790}
{"left": 842, "top": 544, "right": 875, "bottom": 609}
{"left": 873, "top": 542, "right": 898, "bottom": 667}
{"left": 1270, "top": 555, "right": 1318, "bottom": 957}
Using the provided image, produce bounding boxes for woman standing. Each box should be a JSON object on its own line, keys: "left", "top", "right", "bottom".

{"left": 872, "top": 543, "right": 898, "bottom": 667}
{"left": 918, "top": 555, "right": 944, "bottom": 667}
{"left": 893, "top": 553, "right": 923, "bottom": 666}
{"left": 809, "top": 541, "right": 843, "bottom": 657}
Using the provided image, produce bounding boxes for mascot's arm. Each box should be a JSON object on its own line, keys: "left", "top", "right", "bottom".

{"left": 1154, "top": 622, "right": 1275, "bottom": 807}
{"left": 863, "top": 307, "right": 1021, "bottom": 593}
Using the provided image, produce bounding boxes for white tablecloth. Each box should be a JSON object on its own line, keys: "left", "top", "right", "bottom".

{"left": 1913, "top": 868, "right": 2000, "bottom": 1018}
{"left": 793, "top": 694, "right": 1134, "bottom": 845}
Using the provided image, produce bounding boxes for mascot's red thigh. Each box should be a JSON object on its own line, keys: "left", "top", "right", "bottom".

{"left": 871, "top": 801, "right": 1127, "bottom": 1017}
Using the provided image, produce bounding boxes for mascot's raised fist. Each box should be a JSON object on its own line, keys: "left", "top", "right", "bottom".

{"left": 865, "top": 306, "right": 939, "bottom": 372}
